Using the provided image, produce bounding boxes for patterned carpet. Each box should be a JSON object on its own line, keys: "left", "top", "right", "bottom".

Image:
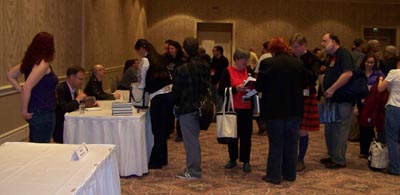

{"left": 120, "top": 123, "right": 400, "bottom": 195}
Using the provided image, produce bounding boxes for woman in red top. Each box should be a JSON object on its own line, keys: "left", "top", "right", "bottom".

{"left": 218, "top": 48, "right": 253, "bottom": 173}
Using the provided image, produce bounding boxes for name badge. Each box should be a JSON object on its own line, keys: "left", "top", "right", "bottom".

{"left": 71, "top": 143, "right": 89, "bottom": 161}
{"left": 303, "top": 89, "right": 310, "bottom": 96}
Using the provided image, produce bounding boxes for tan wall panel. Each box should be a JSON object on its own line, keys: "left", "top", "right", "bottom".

{"left": 0, "top": 93, "right": 26, "bottom": 135}
{"left": 1, "top": 0, "right": 82, "bottom": 87}
{"left": 147, "top": 0, "right": 400, "bottom": 55}
{"left": 84, "top": 0, "right": 147, "bottom": 70}
{"left": 0, "top": 1, "right": 4, "bottom": 86}
{"left": 3, "top": 0, "right": 21, "bottom": 86}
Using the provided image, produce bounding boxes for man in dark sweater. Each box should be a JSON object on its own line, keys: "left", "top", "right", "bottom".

{"left": 321, "top": 33, "right": 354, "bottom": 169}
{"left": 84, "top": 64, "right": 120, "bottom": 100}
{"left": 210, "top": 46, "right": 229, "bottom": 112}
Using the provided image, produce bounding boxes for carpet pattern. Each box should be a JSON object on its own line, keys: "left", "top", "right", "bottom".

{"left": 120, "top": 123, "right": 400, "bottom": 194}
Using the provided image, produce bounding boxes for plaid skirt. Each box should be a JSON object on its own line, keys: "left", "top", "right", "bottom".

{"left": 300, "top": 94, "right": 320, "bottom": 131}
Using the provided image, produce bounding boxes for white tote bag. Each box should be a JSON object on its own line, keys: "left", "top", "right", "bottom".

{"left": 368, "top": 139, "right": 389, "bottom": 169}
{"left": 216, "top": 87, "right": 237, "bottom": 144}
{"left": 130, "top": 82, "right": 149, "bottom": 108}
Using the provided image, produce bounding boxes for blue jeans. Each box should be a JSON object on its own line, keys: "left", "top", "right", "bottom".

{"left": 265, "top": 117, "right": 300, "bottom": 183}
{"left": 28, "top": 110, "right": 55, "bottom": 143}
{"left": 324, "top": 102, "right": 353, "bottom": 165}
{"left": 385, "top": 105, "right": 400, "bottom": 174}
{"left": 179, "top": 111, "right": 201, "bottom": 176}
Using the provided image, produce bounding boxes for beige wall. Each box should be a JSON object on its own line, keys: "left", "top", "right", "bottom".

{"left": 146, "top": 0, "right": 400, "bottom": 57}
{"left": 84, "top": 0, "right": 147, "bottom": 92}
{"left": 0, "top": 0, "right": 147, "bottom": 141}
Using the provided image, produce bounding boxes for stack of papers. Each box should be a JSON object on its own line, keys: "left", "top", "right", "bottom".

{"left": 112, "top": 102, "right": 133, "bottom": 116}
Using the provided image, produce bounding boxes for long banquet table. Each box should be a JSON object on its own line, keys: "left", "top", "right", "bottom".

{"left": 0, "top": 142, "right": 120, "bottom": 195}
{"left": 64, "top": 100, "right": 152, "bottom": 176}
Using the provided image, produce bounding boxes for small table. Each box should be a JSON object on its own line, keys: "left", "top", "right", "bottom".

{"left": 64, "top": 100, "right": 152, "bottom": 176}
{"left": 0, "top": 142, "right": 120, "bottom": 195}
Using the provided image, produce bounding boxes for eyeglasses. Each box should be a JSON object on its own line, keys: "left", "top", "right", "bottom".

{"left": 74, "top": 75, "right": 85, "bottom": 81}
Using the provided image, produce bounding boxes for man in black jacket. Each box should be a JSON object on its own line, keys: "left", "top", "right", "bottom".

{"left": 173, "top": 37, "right": 210, "bottom": 179}
{"left": 54, "top": 65, "right": 87, "bottom": 143}
{"left": 210, "top": 46, "right": 229, "bottom": 112}
{"left": 84, "top": 64, "right": 120, "bottom": 100}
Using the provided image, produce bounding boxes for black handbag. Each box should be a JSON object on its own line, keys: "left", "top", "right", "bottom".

{"left": 198, "top": 91, "right": 215, "bottom": 131}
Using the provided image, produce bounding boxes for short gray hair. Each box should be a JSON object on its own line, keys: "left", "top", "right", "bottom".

{"left": 289, "top": 32, "right": 307, "bottom": 45}
{"left": 233, "top": 48, "right": 250, "bottom": 61}
{"left": 385, "top": 45, "right": 397, "bottom": 56}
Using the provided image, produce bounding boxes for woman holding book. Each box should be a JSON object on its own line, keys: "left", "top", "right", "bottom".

{"left": 218, "top": 48, "right": 253, "bottom": 173}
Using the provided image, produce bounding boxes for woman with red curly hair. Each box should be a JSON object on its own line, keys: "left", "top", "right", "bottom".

{"left": 256, "top": 37, "right": 307, "bottom": 184}
{"left": 7, "top": 32, "right": 58, "bottom": 143}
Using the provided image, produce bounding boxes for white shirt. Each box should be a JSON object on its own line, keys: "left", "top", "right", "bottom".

{"left": 385, "top": 69, "right": 400, "bottom": 107}
{"left": 138, "top": 57, "right": 150, "bottom": 89}
{"left": 66, "top": 80, "right": 75, "bottom": 99}
{"left": 254, "top": 52, "right": 272, "bottom": 73}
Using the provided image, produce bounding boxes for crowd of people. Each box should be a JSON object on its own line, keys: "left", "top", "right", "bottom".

{"left": 6, "top": 31, "right": 400, "bottom": 184}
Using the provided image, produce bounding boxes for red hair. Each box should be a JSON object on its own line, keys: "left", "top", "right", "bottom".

{"left": 268, "top": 37, "right": 289, "bottom": 56}
{"left": 20, "top": 32, "right": 55, "bottom": 73}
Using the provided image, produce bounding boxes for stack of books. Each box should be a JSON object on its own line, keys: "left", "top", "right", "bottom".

{"left": 112, "top": 102, "right": 133, "bottom": 116}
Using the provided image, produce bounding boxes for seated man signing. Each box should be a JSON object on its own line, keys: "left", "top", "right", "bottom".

{"left": 84, "top": 64, "right": 120, "bottom": 100}
{"left": 54, "top": 65, "right": 87, "bottom": 143}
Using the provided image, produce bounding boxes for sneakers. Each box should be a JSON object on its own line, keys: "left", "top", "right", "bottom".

{"left": 224, "top": 160, "right": 237, "bottom": 169}
{"left": 296, "top": 161, "right": 305, "bottom": 171}
{"left": 176, "top": 169, "right": 201, "bottom": 180}
{"left": 243, "top": 163, "right": 252, "bottom": 173}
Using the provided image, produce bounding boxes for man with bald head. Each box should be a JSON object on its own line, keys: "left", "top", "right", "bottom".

{"left": 84, "top": 64, "right": 120, "bottom": 100}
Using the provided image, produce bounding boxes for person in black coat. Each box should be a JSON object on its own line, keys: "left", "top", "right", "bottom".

{"left": 84, "top": 64, "right": 120, "bottom": 100}
{"left": 256, "top": 37, "right": 306, "bottom": 185}
{"left": 54, "top": 65, "right": 87, "bottom": 143}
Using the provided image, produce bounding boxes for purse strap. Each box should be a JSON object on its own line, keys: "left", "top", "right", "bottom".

{"left": 228, "top": 87, "right": 235, "bottom": 112}
{"left": 221, "top": 87, "right": 235, "bottom": 114}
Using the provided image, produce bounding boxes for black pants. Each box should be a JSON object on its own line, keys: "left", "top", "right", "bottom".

{"left": 228, "top": 109, "right": 253, "bottom": 163}
{"left": 149, "top": 93, "right": 173, "bottom": 167}
{"left": 359, "top": 125, "right": 375, "bottom": 156}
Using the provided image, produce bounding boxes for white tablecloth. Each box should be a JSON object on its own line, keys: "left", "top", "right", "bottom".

{"left": 0, "top": 142, "right": 120, "bottom": 195}
{"left": 64, "top": 100, "right": 151, "bottom": 176}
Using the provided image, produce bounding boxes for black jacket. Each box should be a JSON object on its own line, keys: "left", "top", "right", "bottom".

{"left": 54, "top": 81, "right": 80, "bottom": 143}
{"left": 256, "top": 53, "right": 306, "bottom": 119}
{"left": 84, "top": 76, "right": 115, "bottom": 100}
{"left": 172, "top": 55, "right": 210, "bottom": 115}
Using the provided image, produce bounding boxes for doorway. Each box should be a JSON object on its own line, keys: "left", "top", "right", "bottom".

{"left": 196, "top": 22, "right": 233, "bottom": 64}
